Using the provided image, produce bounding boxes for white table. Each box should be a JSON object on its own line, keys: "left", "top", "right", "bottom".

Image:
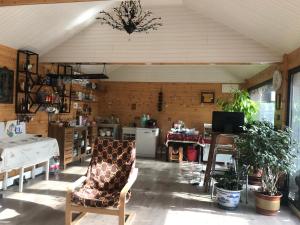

{"left": 0, "top": 134, "right": 59, "bottom": 192}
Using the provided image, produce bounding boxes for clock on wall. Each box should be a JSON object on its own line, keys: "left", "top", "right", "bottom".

{"left": 272, "top": 70, "right": 282, "bottom": 91}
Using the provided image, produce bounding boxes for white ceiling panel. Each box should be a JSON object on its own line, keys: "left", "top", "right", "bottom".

{"left": 41, "top": 5, "right": 280, "bottom": 64}
{"left": 184, "top": 0, "right": 300, "bottom": 54}
{"left": 0, "top": 1, "right": 114, "bottom": 54}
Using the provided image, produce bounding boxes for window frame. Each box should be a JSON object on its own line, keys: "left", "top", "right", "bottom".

{"left": 248, "top": 79, "right": 275, "bottom": 124}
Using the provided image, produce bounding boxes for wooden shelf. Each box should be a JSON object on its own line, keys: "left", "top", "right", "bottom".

{"left": 18, "top": 70, "right": 38, "bottom": 75}
{"left": 15, "top": 51, "right": 72, "bottom": 115}
{"left": 72, "top": 99, "right": 97, "bottom": 103}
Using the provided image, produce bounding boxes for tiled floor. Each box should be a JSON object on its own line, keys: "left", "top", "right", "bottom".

{"left": 0, "top": 159, "right": 299, "bottom": 225}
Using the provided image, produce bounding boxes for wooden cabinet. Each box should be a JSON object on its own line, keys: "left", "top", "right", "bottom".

{"left": 97, "top": 123, "right": 120, "bottom": 139}
{"left": 87, "top": 125, "right": 98, "bottom": 153}
{"left": 48, "top": 124, "right": 87, "bottom": 169}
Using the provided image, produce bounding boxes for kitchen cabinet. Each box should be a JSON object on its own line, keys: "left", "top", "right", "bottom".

{"left": 97, "top": 123, "right": 120, "bottom": 139}
{"left": 48, "top": 124, "right": 87, "bottom": 169}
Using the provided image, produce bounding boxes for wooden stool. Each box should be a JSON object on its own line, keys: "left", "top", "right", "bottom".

{"left": 168, "top": 146, "right": 183, "bottom": 162}
{"left": 210, "top": 134, "right": 237, "bottom": 197}
{"left": 211, "top": 134, "right": 237, "bottom": 173}
{"left": 204, "top": 133, "right": 237, "bottom": 191}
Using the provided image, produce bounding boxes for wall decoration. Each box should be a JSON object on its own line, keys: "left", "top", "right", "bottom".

{"left": 157, "top": 91, "right": 163, "bottom": 112}
{"left": 131, "top": 103, "right": 136, "bottom": 110}
{"left": 276, "top": 93, "right": 281, "bottom": 110}
{"left": 222, "top": 84, "right": 239, "bottom": 93}
{"left": 97, "top": 0, "right": 162, "bottom": 35}
{"left": 201, "top": 92, "right": 215, "bottom": 104}
{"left": 0, "top": 67, "right": 14, "bottom": 103}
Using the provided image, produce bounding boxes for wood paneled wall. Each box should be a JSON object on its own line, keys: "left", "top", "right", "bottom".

{"left": 96, "top": 82, "right": 229, "bottom": 143}
{"left": 0, "top": 44, "right": 17, "bottom": 121}
{"left": 244, "top": 64, "right": 280, "bottom": 89}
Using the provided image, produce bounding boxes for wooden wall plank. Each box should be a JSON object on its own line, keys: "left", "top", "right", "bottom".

{"left": 0, "top": 0, "right": 102, "bottom": 6}
{"left": 0, "top": 44, "right": 17, "bottom": 121}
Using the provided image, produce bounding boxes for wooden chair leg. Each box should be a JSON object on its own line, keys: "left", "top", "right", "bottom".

{"left": 125, "top": 212, "right": 136, "bottom": 225}
{"left": 119, "top": 203, "right": 125, "bottom": 225}
{"left": 65, "top": 192, "right": 72, "bottom": 225}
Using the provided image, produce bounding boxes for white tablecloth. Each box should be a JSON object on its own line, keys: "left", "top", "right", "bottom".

{"left": 0, "top": 134, "right": 59, "bottom": 172}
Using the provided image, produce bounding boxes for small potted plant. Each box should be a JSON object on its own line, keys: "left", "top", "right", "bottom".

{"left": 213, "top": 167, "right": 243, "bottom": 210}
{"left": 236, "top": 121, "right": 296, "bottom": 215}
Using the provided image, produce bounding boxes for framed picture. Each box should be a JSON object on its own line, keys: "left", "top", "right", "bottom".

{"left": 276, "top": 94, "right": 281, "bottom": 110}
{"left": 0, "top": 67, "right": 14, "bottom": 103}
{"left": 201, "top": 92, "right": 215, "bottom": 104}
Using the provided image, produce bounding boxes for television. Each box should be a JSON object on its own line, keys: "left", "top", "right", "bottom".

{"left": 212, "top": 111, "right": 244, "bottom": 134}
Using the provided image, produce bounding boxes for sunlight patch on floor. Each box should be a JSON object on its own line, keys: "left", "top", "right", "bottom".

{"left": 0, "top": 208, "right": 20, "bottom": 220}
{"left": 25, "top": 180, "right": 71, "bottom": 191}
{"left": 164, "top": 210, "right": 250, "bottom": 225}
{"left": 171, "top": 191, "right": 212, "bottom": 203}
{"left": 60, "top": 166, "right": 87, "bottom": 175}
{"left": 5, "top": 192, "right": 65, "bottom": 210}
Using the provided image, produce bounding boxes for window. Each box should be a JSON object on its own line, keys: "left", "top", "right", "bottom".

{"left": 288, "top": 71, "right": 300, "bottom": 210}
{"left": 249, "top": 80, "right": 275, "bottom": 124}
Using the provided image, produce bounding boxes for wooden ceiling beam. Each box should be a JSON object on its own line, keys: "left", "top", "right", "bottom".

{"left": 0, "top": 0, "right": 106, "bottom": 6}
{"left": 41, "top": 62, "right": 280, "bottom": 66}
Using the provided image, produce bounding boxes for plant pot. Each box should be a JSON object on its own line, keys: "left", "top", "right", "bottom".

{"left": 255, "top": 192, "right": 282, "bottom": 216}
{"left": 248, "top": 175, "right": 262, "bottom": 185}
{"left": 216, "top": 187, "right": 241, "bottom": 210}
{"left": 248, "top": 169, "right": 263, "bottom": 185}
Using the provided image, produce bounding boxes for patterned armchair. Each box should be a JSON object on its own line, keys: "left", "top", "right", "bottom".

{"left": 65, "top": 139, "right": 138, "bottom": 225}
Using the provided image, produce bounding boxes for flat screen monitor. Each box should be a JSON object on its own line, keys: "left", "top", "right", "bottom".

{"left": 212, "top": 111, "right": 244, "bottom": 134}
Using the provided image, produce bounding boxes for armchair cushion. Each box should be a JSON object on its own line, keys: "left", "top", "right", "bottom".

{"left": 71, "top": 139, "right": 136, "bottom": 208}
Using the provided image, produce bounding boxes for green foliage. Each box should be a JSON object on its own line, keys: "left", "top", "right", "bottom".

{"left": 214, "top": 167, "right": 243, "bottom": 191}
{"left": 217, "top": 89, "right": 258, "bottom": 124}
{"left": 235, "top": 121, "right": 297, "bottom": 196}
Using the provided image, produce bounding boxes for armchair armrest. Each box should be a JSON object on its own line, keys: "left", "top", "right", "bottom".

{"left": 120, "top": 168, "right": 138, "bottom": 201}
{"left": 67, "top": 176, "right": 87, "bottom": 192}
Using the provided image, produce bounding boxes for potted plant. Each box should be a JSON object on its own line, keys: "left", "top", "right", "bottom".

{"left": 213, "top": 167, "right": 243, "bottom": 210}
{"left": 217, "top": 89, "right": 258, "bottom": 124}
{"left": 236, "top": 121, "right": 296, "bottom": 215}
{"left": 218, "top": 89, "right": 261, "bottom": 184}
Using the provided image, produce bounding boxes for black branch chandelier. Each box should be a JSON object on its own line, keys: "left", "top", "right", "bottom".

{"left": 97, "top": 0, "right": 162, "bottom": 35}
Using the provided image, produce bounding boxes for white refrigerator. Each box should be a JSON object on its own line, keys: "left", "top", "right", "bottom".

{"left": 135, "top": 128, "right": 159, "bottom": 158}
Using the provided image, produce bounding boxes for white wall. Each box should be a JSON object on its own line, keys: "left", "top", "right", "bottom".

{"left": 79, "top": 64, "right": 269, "bottom": 83}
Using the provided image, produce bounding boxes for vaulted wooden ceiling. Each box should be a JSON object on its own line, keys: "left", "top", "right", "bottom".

{"left": 185, "top": 0, "right": 300, "bottom": 55}
{"left": 1, "top": 0, "right": 299, "bottom": 82}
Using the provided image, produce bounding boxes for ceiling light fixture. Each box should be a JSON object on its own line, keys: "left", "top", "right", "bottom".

{"left": 97, "top": 0, "right": 162, "bottom": 35}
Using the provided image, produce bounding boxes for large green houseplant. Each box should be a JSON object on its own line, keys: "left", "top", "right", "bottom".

{"left": 235, "top": 121, "right": 296, "bottom": 215}
{"left": 217, "top": 89, "right": 258, "bottom": 124}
